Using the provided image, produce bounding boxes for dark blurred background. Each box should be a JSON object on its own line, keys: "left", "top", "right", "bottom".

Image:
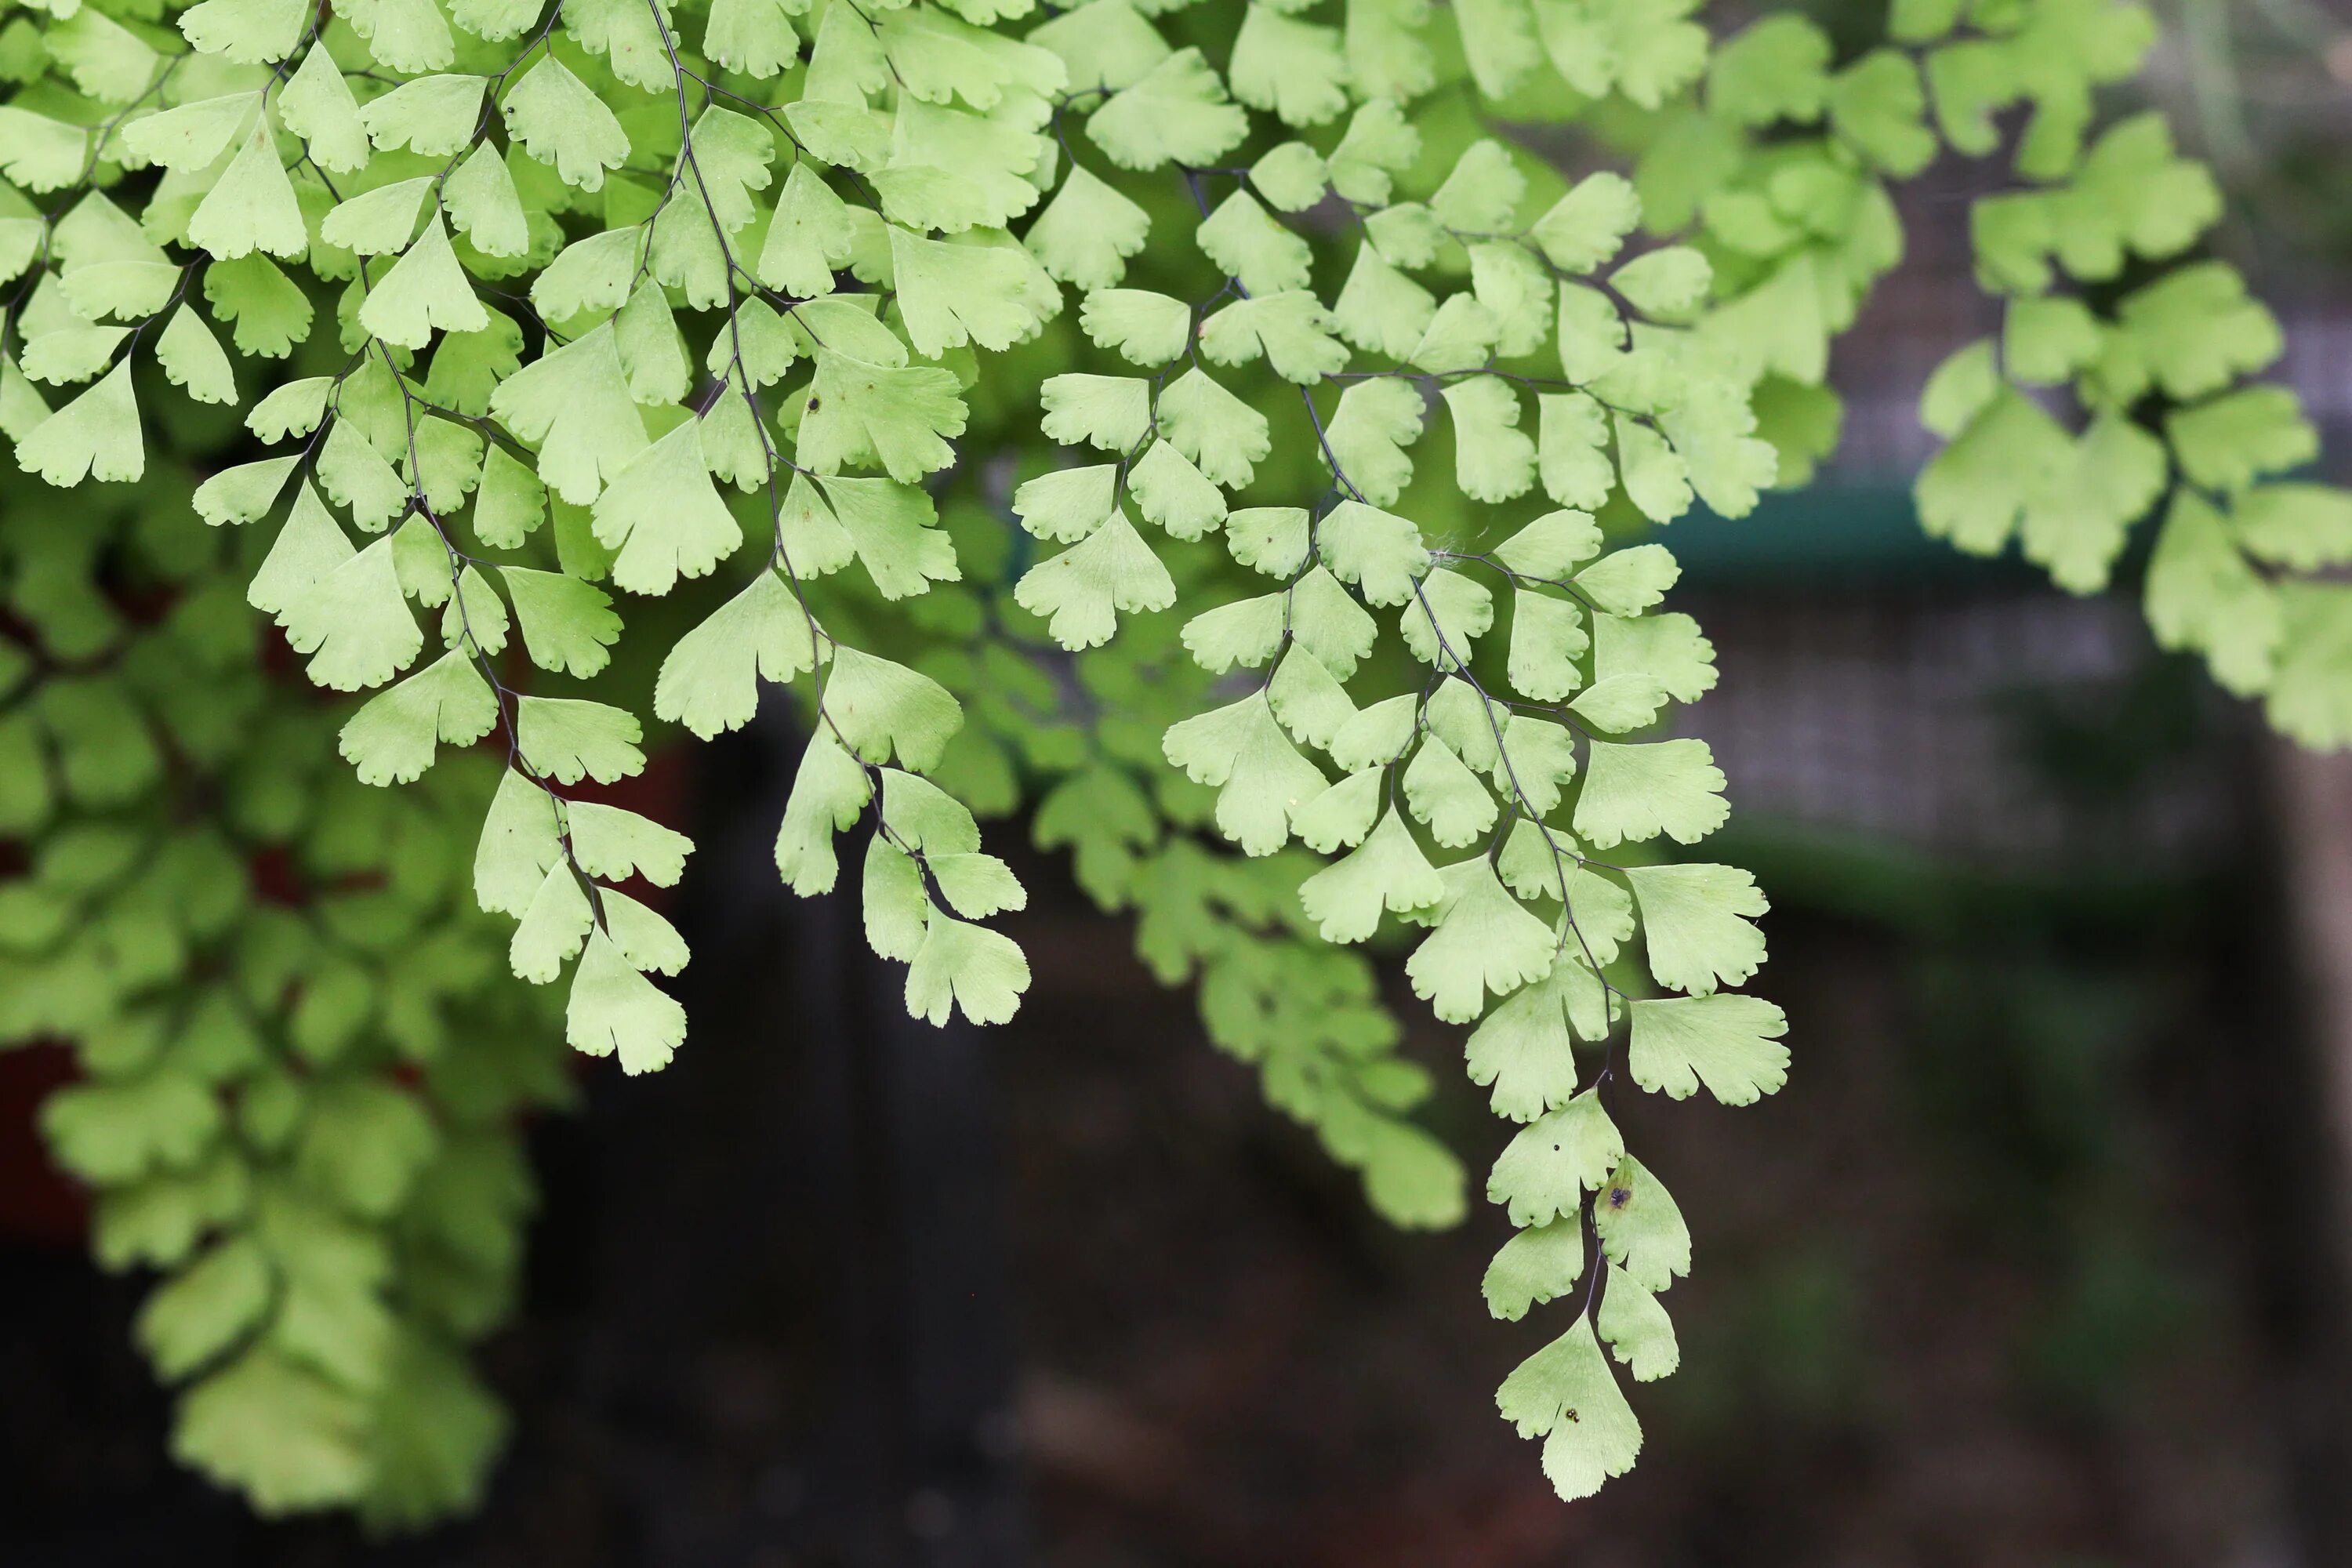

{"left": 12, "top": 5, "right": 2352, "bottom": 1566}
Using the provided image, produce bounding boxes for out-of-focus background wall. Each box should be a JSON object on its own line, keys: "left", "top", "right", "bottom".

{"left": 9, "top": 4, "right": 2352, "bottom": 1565}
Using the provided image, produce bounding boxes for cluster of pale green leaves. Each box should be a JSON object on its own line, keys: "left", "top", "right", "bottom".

{"left": 1, "top": 0, "right": 1060, "bottom": 1517}
{"left": 1882, "top": 4, "right": 2352, "bottom": 746}
{"left": 4, "top": 0, "right": 1055, "bottom": 1083}
{"left": 0, "top": 463, "right": 565, "bottom": 1521}
{"left": 1004, "top": 0, "right": 1798, "bottom": 1500}
{"left": 1, "top": 0, "right": 2343, "bottom": 1522}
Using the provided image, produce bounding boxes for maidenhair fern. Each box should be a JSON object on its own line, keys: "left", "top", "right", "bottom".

{"left": 0, "top": 0, "right": 2342, "bottom": 1523}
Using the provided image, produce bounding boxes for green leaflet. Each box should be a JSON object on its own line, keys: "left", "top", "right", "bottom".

{"left": 1200, "top": 292, "right": 1346, "bottom": 384}
{"left": 1027, "top": 163, "right": 1152, "bottom": 292}
{"left": 174, "top": 1350, "right": 372, "bottom": 1513}
{"left": 279, "top": 538, "right": 423, "bottom": 693}
{"left": 1483, "top": 1217, "right": 1584, "bottom": 1321}
{"left": 187, "top": 120, "right": 307, "bottom": 261}
{"left": 358, "top": 216, "right": 492, "bottom": 351}
{"left": 487, "top": 324, "right": 648, "bottom": 506}
{"left": 1299, "top": 808, "right": 1444, "bottom": 943}
{"left": 565, "top": 930, "right": 686, "bottom": 1076}
{"left": 279, "top": 49, "right": 370, "bottom": 173}
{"left": 1014, "top": 510, "right": 1175, "bottom": 649}
{"left": 1496, "top": 1319, "right": 1642, "bottom": 1502}
{"left": 1487, "top": 1091, "right": 1622, "bottom": 1228}
{"left": 891, "top": 226, "right": 1054, "bottom": 357}
{"left": 1319, "top": 500, "right": 1428, "bottom": 606}
{"left": 1595, "top": 1156, "right": 1692, "bottom": 1293}
{"left": 1405, "top": 858, "right": 1557, "bottom": 1024}
{"left": 16, "top": 358, "right": 143, "bottom": 486}
{"left": 123, "top": 93, "right": 257, "bottom": 172}
{"left": 1163, "top": 695, "right": 1328, "bottom": 858}
{"left": 652, "top": 570, "right": 822, "bottom": 739}
{"left": 502, "top": 53, "right": 630, "bottom": 192}
{"left": 1087, "top": 49, "right": 1248, "bottom": 170}
{"left": 905, "top": 912, "right": 1033, "bottom": 1025}
{"left": 1130, "top": 442, "right": 1228, "bottom": 539}
{"left": 589, "top": 419, "right": 747, "bottom": 597}
{"left": 514, "top": 697, "right": 645, "bottom": 786}
{"left": 1154, "top": 368, "right": 1270, "bottom": 488}
{"left": 775, "top": 731, "right": 873, "bottom": 897}
{"left": 357, "top": 74, "right": 487, "bottom": 158}
{"left": 823, "top": 646, "right": 964, "bottom": 771}
{"left": 1596, "top": 1265, "right": 1680, "bottom": 1381}
{"left": 1628, "top": 994, "right": 1791, "bottom": 1106}
{"left": 1574, "top": 740, "right": 1729, "bottom": 849}
{"left": 502, "top": 568, "right": 624, "bottom": 679}
{"left": 1623, "top": 863, "right": 1768, "bottom": 996}
{"left": 337, "top": 650, "right": 499, "bottom": 786}
{"left": 1196, "top": 190, "right": 1313, "bottom": 297}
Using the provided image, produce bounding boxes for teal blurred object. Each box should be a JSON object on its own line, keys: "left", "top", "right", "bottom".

{"left": 1669, "top": 482, "right": 2036, "bottom": 588}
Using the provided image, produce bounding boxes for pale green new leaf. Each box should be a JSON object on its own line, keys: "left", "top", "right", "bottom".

{"left": 824, "top": 646, "right": 962, "bottom": 771}
{"left": 565, "top": 931, "right": 685, "bottom": 1075}
{"left": 905, "top": 913, "right": 1030, "bottom": 1025}
{"left": 1487, "top": 1091, "right": 1621, "bottom": 1228}
{"left": 1155, "top": 368, "right": 1270, "bottom": 488}
{"left": 514, "top": 697, "right": 644, "bottom": 785}
{"left": 1405, "top": 858, "right": 1555, "bottom": 1023}
{"left": 187, "top": 120, "right": 305, "bottom": 261}
{"left": 1161, "top": 694, "right": 1327, "bottom": 857}
{"left": 16, "top": 358, "right": 143, "bottom": 486}
{"left": 1624, "top": 863, "right": 1766, "bottom": 996}
{"left": 1014, "top": 510, "right": 1174, "bottom": 649}
{"left": 1596, "top": 1265, "right": 1679, "bottom": 1381}
{"left": 1595, "top": 1156, "right": 1690, "bottom": 1291}
{"left": 1573, "top": 739, "right": 1727, "bottom": 848}
{"left": 337, "top": 649, "right": 498, "bottom": 786}
{"left": 1495, "top": 1319, "right": 1642, "bottom": 1502}
{"left": 279, "top": 536, "right": 423, "bottom": 691}
{"left": 1299, "top": 807, "right": 1444, "bottom": 942}
{"left": 1627, "top": 993, "right": 1790, "bottom": 1105}
{"left": 1482, "top": 1218, "right": 1584, "bottom": 1322}
{"left": 502, "top": 568, "right": 623, "bottom": 679}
